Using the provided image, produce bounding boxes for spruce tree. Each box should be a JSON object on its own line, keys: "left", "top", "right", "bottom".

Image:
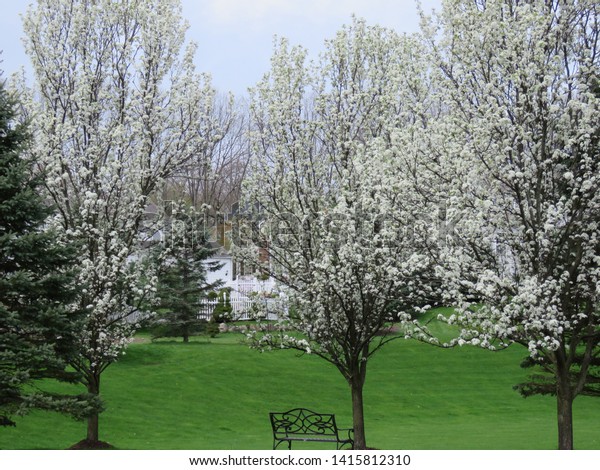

{"left": 150, "top": 204, "right": 222, "bottom": 342}
{"left": 0, "top": 80, "right": 96, "bottom": 427}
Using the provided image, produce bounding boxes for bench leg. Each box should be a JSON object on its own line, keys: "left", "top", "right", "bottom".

{"left": 273, "top": 440, "right": 292, "bottom": 450}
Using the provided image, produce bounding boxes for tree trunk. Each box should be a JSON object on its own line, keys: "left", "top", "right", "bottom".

{"left": 86, "top": 374, "right": 100, "bottom": 443}
{"left": 556, "top": 387, "right": 574, "bottom": 450}
{"left": 349, "top": 352, "right": 368, "bottom": 450}
{"left": 350, "top": 377, "right": 366, "bottom": 449}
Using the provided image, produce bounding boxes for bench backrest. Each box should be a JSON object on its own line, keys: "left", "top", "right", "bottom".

{"left": 270, "top": 408, "right": 340, "bottom": 438}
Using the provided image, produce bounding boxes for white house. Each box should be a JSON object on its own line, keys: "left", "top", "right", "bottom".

{"left": 204, "top": 242, "right": 234, "bottom": 288}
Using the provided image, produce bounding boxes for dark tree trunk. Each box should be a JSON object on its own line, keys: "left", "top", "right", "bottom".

{"left": 350, "top": 377, "right": 366, "bottom": 449}
{"left": 86, "top": 373, "right": 100, "bottom": 443}
{"left": 556, "top": 385, "right": 574, "bottom": 450}
{"left": 349, "top": 350, "right": 369, "bottom": 450}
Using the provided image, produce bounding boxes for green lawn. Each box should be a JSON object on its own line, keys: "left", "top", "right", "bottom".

{"left": 1, "top": 326, "right": 600, "bottom": 450}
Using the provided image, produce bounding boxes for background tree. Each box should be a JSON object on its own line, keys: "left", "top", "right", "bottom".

{"left": 22, "top": 0, "right": 216, "bottom": 446}
{"left": 427, "top": 0, "right": 600, "bottom": 450}
{"left": 239, "top": 19, "right": 438, "bottom": 449}
{"left": 0, "top": 79, "right": 99, "bottom": 427}
{"left": 168, "top": 93, "right": 251, "bottom": 218}
{"left": 149, "top": 203, "right": 222, "bottom": 342}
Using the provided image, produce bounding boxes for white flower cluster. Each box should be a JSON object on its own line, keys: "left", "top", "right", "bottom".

{"left": 425, "top": 0, "right": 600, "bottom": 362}
{"left": 240, "top": 18, "right": 441, "bottom": 376}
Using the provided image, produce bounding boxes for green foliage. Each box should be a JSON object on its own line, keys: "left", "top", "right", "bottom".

{"left": 211, "top": 288, "right": 233, "bottom": 323}
{"left": 149, "top": 204, "right": 223, "bottom": 342}
{"left": 0, "top": 80, "right": 98, "bottom": 426}
{"left": 204, "top": 321, "right": 220, "bottom": 338}
{"left": 150, "top": 318, "right": 209, "bottom": 341}
{"left": 516, "top": 351, "right": 600, "bottom": 398}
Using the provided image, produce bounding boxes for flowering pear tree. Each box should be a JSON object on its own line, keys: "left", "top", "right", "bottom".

{"left": 240, "top": 19, "right": 438, "bottom": 450}
{"left": 22, "top": 0, "right": 215, "bottom": 445}
{"left": 427, "top": 0, "right": 600, "bottom": 449}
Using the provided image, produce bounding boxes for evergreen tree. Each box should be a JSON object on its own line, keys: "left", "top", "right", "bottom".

{"left": 0, "top": 80, "right": 97, "bottom": 427}
{"left": 150, "top": 204, "right": 222, "bottom": 342}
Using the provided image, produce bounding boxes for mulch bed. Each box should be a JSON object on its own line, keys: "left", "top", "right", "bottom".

{"left": 68, "top": 439, "right": 115, "bottom": 450}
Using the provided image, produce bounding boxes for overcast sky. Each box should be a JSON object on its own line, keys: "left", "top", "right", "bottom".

{"left": 0, "top": 0, "right": 441, "bottom": 97}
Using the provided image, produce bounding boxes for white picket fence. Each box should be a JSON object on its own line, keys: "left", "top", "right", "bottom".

{"left": 232, "top": 277, "right": 276, "bottom": 295}
{"left": 197, "top": 291, "right": 284, "bottom": 321}
{"left": 121, "top": 277, "right": 284, "bottom": 324}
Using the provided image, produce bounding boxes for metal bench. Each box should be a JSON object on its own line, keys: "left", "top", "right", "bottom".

{"left": 269, "top": 408, "right": 354, "bottom": 450}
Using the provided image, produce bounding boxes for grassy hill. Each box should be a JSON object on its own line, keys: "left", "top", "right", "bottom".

{"left": 1, "top": 325, "right": 599, "bottom": 450}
